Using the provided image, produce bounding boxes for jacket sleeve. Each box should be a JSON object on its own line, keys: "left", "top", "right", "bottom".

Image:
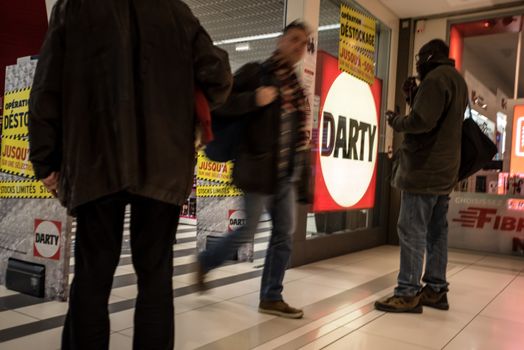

{"left": 212, "top": 62, "right": 262, "bottom": 117}
{"left": 390, "top": 77, "right": 447, "bottom": 134}
{"left": 28, "top": 0, "right": 66, "bottom": 180}
{"left": 192, "top": 27, "right": 233, "bottom": 109}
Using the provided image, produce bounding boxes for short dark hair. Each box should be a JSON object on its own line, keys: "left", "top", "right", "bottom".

{"left": 419, "top": 39, "right": 450, "bottom": 58}
{"left": 283, "top": 20, "right": 311, "bottom": 35}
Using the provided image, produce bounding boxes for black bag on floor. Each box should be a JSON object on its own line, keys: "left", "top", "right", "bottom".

{"left": 458, "top": 103, "right": 498, "bottom": 181}
{"left": 6, "top": 258, "right": 45, "bottom": 298}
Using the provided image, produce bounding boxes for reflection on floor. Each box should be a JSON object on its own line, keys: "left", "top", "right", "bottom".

{"left": 1, "top": 219, "right": 524, "bottom": 349}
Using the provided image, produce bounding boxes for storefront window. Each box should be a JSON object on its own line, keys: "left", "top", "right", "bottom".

{"left": 446, "top": 13, "right": 524, "bottom": 256}
{"left": 450, "top": 14, "right": 524, "bottom": 196}
{"left": 306, "top": 0, "right": 391, "bottom": 239}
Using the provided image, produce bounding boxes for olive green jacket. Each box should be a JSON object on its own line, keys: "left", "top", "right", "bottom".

{"left": 390, "top": 58, "right": 468, "bottom": 194}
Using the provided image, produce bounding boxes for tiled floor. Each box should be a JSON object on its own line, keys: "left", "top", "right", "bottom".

{"left": 1, "top": 221, "right": 524, "bottom": 349}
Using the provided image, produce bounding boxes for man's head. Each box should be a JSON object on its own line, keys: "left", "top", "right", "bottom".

{"left": 416, "top": 39, "right": 450, "bottom": 79}
{"left": 276, "top": 21, "right": 310, "bottom": 66}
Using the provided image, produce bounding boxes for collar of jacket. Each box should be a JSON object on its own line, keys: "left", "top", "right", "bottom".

{"left": 420, "top": 57, "right": 456, "bottom": 80}
{"left": 431, "top": 57, "right": 456, "bottom": 67}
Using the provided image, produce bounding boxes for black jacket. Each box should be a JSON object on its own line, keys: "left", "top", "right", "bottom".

{"left": 215, "top": 61, "right": 304, "bottom": 194}
{"left": 390, "top": 58, "right": 468, "bottom": 194}
{"left": 28, "top": 0, "right": 232, "bottom": 213}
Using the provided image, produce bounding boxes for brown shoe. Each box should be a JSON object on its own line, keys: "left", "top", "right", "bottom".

{"left": 421, "top": 285, "right": 449, "bottom": 310}
{"left": 374, "top": 294, "right": 423, "bottom": 313}
{"left": 259, "top": 300, "right": 304, "bottom": 319}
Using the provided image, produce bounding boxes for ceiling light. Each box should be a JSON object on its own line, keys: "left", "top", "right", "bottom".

{"left": 318, "top": 24, "right": 341, "bottom": 31}
{"left": 483, "top": 19, "right": 496, "bottom": 28}
{"left": 474, "top": 97, "right": 488, "bottom": 110}
{"left": 214, "top": 32, "right": 281, "bottom": 46}
{"left": 213, "top": 23, "right": 341, "bottom": 46}
{"left": 235, "top": 42, "right": 250, "bottom": 51}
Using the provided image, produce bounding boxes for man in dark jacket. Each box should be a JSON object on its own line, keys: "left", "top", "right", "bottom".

{"left": 28, "top": 1, "right": 232, "bottom": 348}
{"left": 197, "top": 21, "right": 310, "bottom": 319}
{"left": 375, "top": 39, "right": 467, "bottom": 313}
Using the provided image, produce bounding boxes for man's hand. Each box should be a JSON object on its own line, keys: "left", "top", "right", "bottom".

{"left": 255, "top": 86, "right": 278, "bottom": 107}
{"left": 42, "top": 171, "right": 60, "bottom": 197}
{"left": 386, "top": 110, "right": 398, "bottom": 127}
{"left": 402, "top": 77, "right": 417, "bottom": 98}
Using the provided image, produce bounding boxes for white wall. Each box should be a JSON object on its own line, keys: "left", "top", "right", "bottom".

{"left": 412, "top": 18, "right": 447, "bottom": 75}
{"left": 463, "top": 44, "right": 513, "bottom": 97}
{"left": 45, "top": 0, "right": 57, "bottom": 20}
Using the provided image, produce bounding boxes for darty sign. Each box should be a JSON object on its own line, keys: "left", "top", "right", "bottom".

{"left": 33, "top": 219, "right": 62, "bottom": 260}
{"left": 313, "top": 51, "right": 381, "bottom": 212}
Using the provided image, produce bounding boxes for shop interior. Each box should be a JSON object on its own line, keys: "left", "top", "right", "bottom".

{"left": 451, "top": 14, "right": 524, "bottom": 196}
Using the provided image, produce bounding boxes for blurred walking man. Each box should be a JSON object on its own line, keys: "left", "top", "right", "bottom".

{"left": 198, "top": 21, "right": 311, "bottom": 319}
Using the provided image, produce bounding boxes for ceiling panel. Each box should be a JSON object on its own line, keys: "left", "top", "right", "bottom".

{"left": 194, "top": 0, "right": 343, "bottom": 71}
{"left": 186, "top": 0, "right": 285, "bottom": 41}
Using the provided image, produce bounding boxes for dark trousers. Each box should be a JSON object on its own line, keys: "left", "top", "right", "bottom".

{"left": 61, "top": 193, "right": 180, "bottom": 350}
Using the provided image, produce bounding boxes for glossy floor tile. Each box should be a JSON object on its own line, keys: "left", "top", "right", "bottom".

{"left": 2, "top": 229, "right": 524, "bottom": 350}
{"left": 443, "top": 316, "right": 524, "bottom": 350}
{"left": 323, "top": 330, "right": 434, "bottom": 350}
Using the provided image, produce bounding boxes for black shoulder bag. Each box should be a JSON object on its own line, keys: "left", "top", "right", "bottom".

{"left": 204, "top": 62, "right": 272, "bottom": 162}
{"left": 458, "top": 99, "right": 498, "bottom": 181}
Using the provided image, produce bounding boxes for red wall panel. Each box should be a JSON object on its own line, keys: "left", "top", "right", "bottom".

{"left": 0, "top": 0, "right": 48, "bottom": 114}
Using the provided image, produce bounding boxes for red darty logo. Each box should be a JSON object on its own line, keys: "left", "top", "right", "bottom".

{"left": 453, "top": 207, "right": 524, "bottom": 232}
{"left": 319, "top": 73, "right": 378, "bottom": 207}
{"left": 228, "top": 210, "right": 246, "bottom": 232}
{"left": 33, "top": 219, "right": 62, "bottom": 260}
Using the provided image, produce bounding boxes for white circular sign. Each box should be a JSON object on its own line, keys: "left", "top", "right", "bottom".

{"left": 228, "top": 210, "right": 247, "bottom": 232}
{"left": 34, "top": 221, "right": 60, "bottom": 259}
{"left": 319, "top": 73, "right": 378, "bottom": 207}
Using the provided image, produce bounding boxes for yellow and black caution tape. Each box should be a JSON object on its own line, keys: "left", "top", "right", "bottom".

{"left": 0, "top": 134, "right": 28, "bottom": 141}
{"left": 196, "top": 184, "right": 243, "bottom": 198}
{"left": 0, "top": 179, "right": 53, "bottom": 199}
{"left": 2, "top": 87, "right": 31, "bottom": 139}
{"left": 196, "top": 150, "right": 234, "bottom": 184}
{"left": 0, "top": 136, "right": 34, "bottom": 179}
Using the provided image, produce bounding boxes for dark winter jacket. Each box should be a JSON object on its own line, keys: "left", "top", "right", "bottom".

{"left": 214, "top": 61, "right": 306, "bottom": 194}
{"left": 28, "top": 0, "right": 232, "bottom": 213}
{"left": 389, "top": 58, "right": 468, "bottom": 194}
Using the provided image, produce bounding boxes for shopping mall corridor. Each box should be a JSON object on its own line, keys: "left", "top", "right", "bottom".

{"left": 1, "top": 212, "right": 524, "bottom": 349}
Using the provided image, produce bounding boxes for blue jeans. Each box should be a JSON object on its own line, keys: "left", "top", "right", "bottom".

{"left": 395, "top": 191, "right": 450, "bottom": 297}
{"left": 199, "top": 180, "right": 296, "bottom": 301}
